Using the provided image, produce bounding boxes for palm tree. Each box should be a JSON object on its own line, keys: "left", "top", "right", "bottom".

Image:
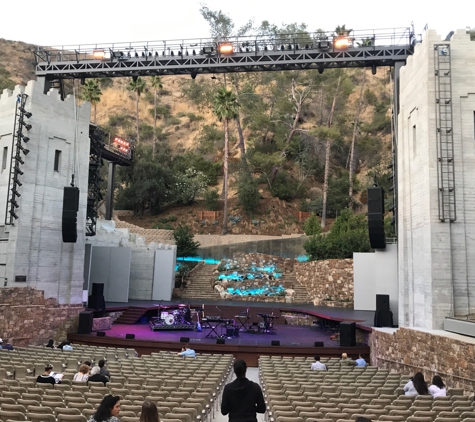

{"left": 150, "top": 76, "right": 163, "bottom": 157}
{"left": 127, "top": 77, "right": 147, "bottom": 143}
{"left": 212, "top": 87, "right": 239, "bottom": 235}
{"left": 81, "top": 79, "right": 102, "bottom": 123}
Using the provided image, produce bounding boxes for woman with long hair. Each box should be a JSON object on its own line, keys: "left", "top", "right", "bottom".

{"left": 88, "top": 395, "right": 121, "bottom": 422}
{"left": 45, "top": 339, "right": 54, "bottom": 348}
{"left": 429, "top": 375, "right": 447, "bottom": 397}
{"left": 140, "top": 401, "right": 160, "bottom": 422}
{"left": 404, "top": 372, "right": 429, "bottom": 395}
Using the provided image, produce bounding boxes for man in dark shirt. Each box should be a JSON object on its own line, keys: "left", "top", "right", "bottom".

{"left": 221, "top": 359, "right": 266, "bottom": 422}
{"left": 36, "top": 365, "right": 57, "bottom": 385}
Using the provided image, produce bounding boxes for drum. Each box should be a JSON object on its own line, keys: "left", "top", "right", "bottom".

{"left": 164, "top": 315, "right": 175, "bottom": 325}
{"left": 173, "top": 309, "right": 184, "bottom": 324}
{"left": 226, "top": 327, "right": 235, "bottom": 337}
{"left": 160, "top": 311, "right": 169, "bottom": 320}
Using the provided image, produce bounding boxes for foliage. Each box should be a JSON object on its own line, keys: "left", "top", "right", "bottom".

{"left": 0, "top": 64, "right": 15, "bottom": 91}
{"left": 173, "top": 224, "right": 200, "bottom": 258}
{"left": 172, "top": 168, "right": 209, "bottom": 205}
{"left": 308, "top": 172, "right": 354, "bottom": 217}
{"left": 81, "top": 78, "right": 102, "bottom": 105}
{"left": 172, "top": 152, "right": 221, "bottom": 186}
{"left": 270, "top": 171, "right": 306, "bottom": 201}
{"left": 148, "top": 105, "right": 170, "bottom": 119}
{"left": 303, "top": 214, "right": 322, "bottom": 235}
{"left": 98, "top": 78, "right": 113, "bottom": 89}
{"left": 237, "top": 172, "right": 261, "bottom": 215}
{"left": 108, "top": 113, "right": 132, "bottom": 129}
{"left": 304, "top": 208, "right": 370, "bottom": 260}
{"left": 384, "top": 215, "right": 396, "bottom": 238}
{"left": 203, "top": 189, "right": 220, "bottom": 211}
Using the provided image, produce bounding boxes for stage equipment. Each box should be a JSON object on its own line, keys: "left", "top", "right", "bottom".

{"left": 334, "top": 35, "right": 351, "bottom": 49}
{"left": 367, "top": 186, "right": 386, "bottom": 249}
{"left": 339, "top": 322, "right": 356, "bottom": 347}
{"left": 78, "top": 311, "right": 94, "bottom": 334}
{"left": 216, "top": 338, "right": 225, "bottom": 344}
{"left": 180, "top": 337, "right": 190, "bottom": 343}
{"left": 93, "top": 49, "right": 106, "bottom": 60}
{"left": 125, "top": 333, "right": 135, "bottom": 339}
{"left": 257, "top": 313, "right": 279, "bottom": 333}
{"left": 149, "top": 305, "right": 196, "bottom": 331}
{"left": 96, "top": 331, "right": 106, "bottom": 337}
{"left": 5, "top": 93, "right": 32, "bottom": 225}
{"left": 62, "top": 186, "right": 80, "bottom": 243}
{"left": 218, "top": 42, "right": 233, "bottom": 54}
{"left": 271, "top": 340, "right": 280, "bottom": 346}
{"left": 314, "top": 341, "right": 324, "bottom": 347}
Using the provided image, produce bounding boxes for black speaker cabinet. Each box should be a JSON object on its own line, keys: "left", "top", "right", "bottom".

{"left": 271, "top": 340, "right": 280, "bottom": 346}
{"left": 125, "top": 334, "right": 135, "bottom": 340}
{"left": 180, "top": 337, "right": 190, "bottom": 343}
{"left": 367, "top": 186, "right": 386, "bottom": 249}
{"left": 77, "top": 311, "right": 94, "bottom": 334}
{"left": 374, "top": 310, "right": 394, "bottom": 327}
{"left": 62, "top": 187, "right": 79, "bottom": 243}
{"left": 96, "top": 331, "right": 106, "bottom": 337}
{"left": 216, "top": 338, "right": 225, "bottom": 344}
{"left": 339, "top": 322, "right": 356, "bottom": 347}
{"left": 91, "top": 283, "right": 104, "bottom": 297}
{"left": 376, "top": 294, "right": 390, "bottom": 311}
{"left": 314, "top": 341, "right": 324, "bottom": 347}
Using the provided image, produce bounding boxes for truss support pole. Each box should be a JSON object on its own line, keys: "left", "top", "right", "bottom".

{"left": 105, "top": 162, "right": 116, "bottom": 221}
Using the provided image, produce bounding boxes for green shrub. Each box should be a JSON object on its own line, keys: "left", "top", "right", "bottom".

{"left": 173, "top": 224, "right": 200, "bottom": 257}
{"left": 270, "top": 172, "right": 306, "bottom": 201}
{"left": 203, "top": 189, "right": 220, "bottom": 211}
{"left": 237, "top": 174, "right": 261, "bottom": 215}
{"left": 303, "top": 214, "right": 322, "bottom": 236}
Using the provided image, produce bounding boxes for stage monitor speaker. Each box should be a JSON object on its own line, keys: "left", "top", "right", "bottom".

{"left": 96, "top": 331, "right": 106, "bottom": 337}
{"left": 180, "top": 337, "right": 190, "bottom": 343}
{"left": 271, "top": 340, "right": 280, "bottom": 346}
{"left": 88, "top": 294, "right": 106, "bottom": 312}
{"left": 367, "top": 186, "right": 386, "bottom": 249}
{"left": 314, "top": 341, "right": 324, "bottom": 347}
{"left": 91, "top": 283, "right": 104, "bottom": 297}
{"left": 77, "top": 311, "right": 93, "bottom": 334}
{"left": 376, "top": 294, "right": 390, "bottom": 311}
{"left": 374, "top": 310, "right": 394, "bottom": 327}
{"left": 62, "top": 187, "right": 79, "bottom": 243}
{"left": 216, "top": 338, "right": 225, "bottom": 344}
{"left": 125, "top": 334, "right": 135, "bottom": 340}
{"left": 339, "top": 322, "right": 356, "bottom": 347}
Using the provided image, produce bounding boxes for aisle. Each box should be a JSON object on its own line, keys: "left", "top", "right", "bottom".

{"left": 212, "top": 367, "right": 266, "bottom": 422}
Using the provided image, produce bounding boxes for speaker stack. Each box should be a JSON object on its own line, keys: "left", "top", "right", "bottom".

{"left": 88, "top": 283, "right": 106, "bottom": 312}
{"left": 62, "top": 187, "right": 80, "bottom": 243}
{"left": 77, "top": 311, "right": 94, "bottom": 334}
{"left": 367, "top": 186, "right": 386, "bottom": 249}
{"left": 339, "top": 322, "right": 356, "bottom": 347}
{"left": 374, "top": 294, "right": 393, "bottom": 327}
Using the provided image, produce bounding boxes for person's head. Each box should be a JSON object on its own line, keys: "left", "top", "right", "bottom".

{"left": 90, "top": 366, "right": 101, "bottom": 376}
{"left": 98, "top": 359, "right": 106, "bottom": 368}
{"left": 413, "top": 372, "right": 429, "bottom": 395}
{"left": 432, "top": 375, "right": 445, "bottom": 389}
{"left": 44, "top": 364, "right": 53, "bottom": 374}
{"left": 46, "top": 339, "right": 54, "bottom": 347}
{"left": 234, "top": 359, "right": 247, "bottom": 378}
{"left": 94, "top": 395, "right": 121, "bottom": 421}
{"left": 78, "top": 364, "right": 89, "bottom": 374}
{"left": 83, "top": 361, "right": 92, "bottom": 367}
{"left": 184, "top": 344, "right": 190, "bottom": 350}
{"left": 359, "top": 353, "right": 365, "bottom": 359}
{"left": 140, "top": 400, "right": 159, "bottom": 422}
{"left": 341, "top": 353, "right": 348, "bottom": 359}
{"left": 314, "top": 356, "right": 320, "bottom": 362}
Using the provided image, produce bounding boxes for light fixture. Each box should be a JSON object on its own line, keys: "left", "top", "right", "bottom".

{"left": 9, "top": 210, "right": 18, "bottom": 219}
{"left": 9, "top": 199, "right": 19, "bottom": 208}
{"left": 16, "top": 156, "right": 24, "bottom": 165}
{"left": 372, "top": 64, "right": 377, "bottom": 75}
{"left": 93, "top": 49, "right": 106, "bottom": 60}
{"left": 19, "top": 145, "right": 29, "bottom": 155}
{"left": 20, "top": 134, "right": 30, "bottom": 143}
{"left": 13, "top": 177, "right": 22, "bottom": 186}
{"left": 334, "top": 36, "right": 350, "bottom": 49}
{"left": 14, "top": 165, "right": 24, "bottom": 176}
{"left": 318, "top": 40, "right": 330, "bottom": 49}
{"left": 19, "top": 108, "right": 32, "bottom": 118}
{"left": 11, "top": 188, "right": 21, "bottom": 197}
{"left": 112, "top": 51, "right": 124, "bottom": 59}
{"left": 23, "top": 123, "right": 32, "bottom": 131}
{"left": 202, "top": 46, "right": 214, "bottom": 55}
{"left": 218, "top": 42, "right": 233, "bottom": 55}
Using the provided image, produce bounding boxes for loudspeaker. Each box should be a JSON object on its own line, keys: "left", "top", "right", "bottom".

{"left": 125, "top": 334, "right": 135, "bottom": 339}
{"left": 367, "top": 186, "right": 386, "bottom": 249}
{"left": 216, "top": 338, "right": 225, "bottom": 344}
{"left": 339, "top": 322, "right": 356, "bottom": 347}
{"left": 89, "top": 283, "right": 105, "bottom": 312}
{"left": 62, "top": 187, "right": 79, "bottom": 243}
{"left": 376, "top": 294, "right": 390, "bottom": 311}
{"left": 271, "top": 340, "right": 280, "bottom": 346}
{"left": 374, "top": 310, "right": 394, "bottom": 327}
{"left": 96, "top": 331, "right": 106, "bottom": 337}
{"left": 77, "top": 311, "right": 93, "bottom": 334}
{"left": 314, "top": 341, "right": 324, "bottom": 347}
{"left": 180, "top": 337, "right": 190, "bottom": 343}
{"left": 91, "top": 283, "right": 104, "bottom": 297}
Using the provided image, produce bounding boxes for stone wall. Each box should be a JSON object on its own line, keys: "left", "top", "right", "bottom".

{"left": 370, "top": 327, "right": 475, "bottom": 391}
{"left": 231, "top": 253, "right": 295, "bottom": 272}
{"left": 295, "top": 259, "right": 353, "bottom": 306}
{"left": 0, "top": 287, "right": 83, "bottom": 346}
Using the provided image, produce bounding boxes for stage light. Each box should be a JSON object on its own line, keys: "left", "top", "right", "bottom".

{"left": 318, "top": 64, "right": 324, "bottom": 74}
{"left": 19, "top": 145, "right": 29, "bottom": 155}
{"left": 318, "top": 40, "right": 330, "bottom": 49}
{"left": 14, "top": 165, "right": 24, "bottom": 176}
{"left": 171, "top": 51, "right": 174, "bottom": 56}
{"left": 218, "top": 42, "right": 233, "bottom": 55}
{"left": 280, "top": 45, "right": 285, "bottom": 51}
{"left": 93, "top": 49, "right": 106, "bottom": 60}
{"left": 20, "top": 108, "right": 32, "bottom": 118}
{"left": 334, "top": 36, "right": 350, "bottom": 49}
{"left": 9, "top": 210, "right": 18, "bottom": 219}
{"left": 22, "top": 135, "right": 30, "bottom": 143}
{"left": 112, "top": 51, "right": 124, "bottom": 59}
{"left": 11, "top": 188, "right": 21, "bottom": 197}
{"left": 372, "top": 64, "right": 377, "bottom": 75}
{"left": 13, "top": 177, "right": 22, "bottom": 186}
{"left": 287, "top": 44, "right": 292, "bottom": 50}
{"left": 9, "top": 199, "right": 19, "bottom": 208}
{"left": 17, "top": 156, "right": 24, "bottom": 165}
{"left": 23, "top": 123, "right": 32, "bottom": 131}
{"left": 135, "top": 51, "right": 139, "bottom": 58}
{"left": 202, "top": 46, "right": 214, "bottom": 55}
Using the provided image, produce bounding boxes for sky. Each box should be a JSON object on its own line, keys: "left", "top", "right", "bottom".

{"left": 1, "top": 0, "right": 471, "bottom": 47}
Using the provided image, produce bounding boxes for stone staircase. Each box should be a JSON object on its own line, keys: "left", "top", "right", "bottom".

{"left": 181, "top": 264, "right": 221, "bottom": 300}
{"left": 282, "top": 273, "right": 314, "bottom": 303}
{"left": 114, "top": 307, "right": 149, "bottom": 324}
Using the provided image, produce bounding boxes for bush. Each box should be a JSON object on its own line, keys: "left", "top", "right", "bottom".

{"left": 203, "top": 189, "right": 220, "bottom": 211}
{"left": 148, "top": 105, "right": 171, "bottom": 119}
{"left": 237, "top": 173, "right": 261, "bottom": 215}
{"left": 303, "top": 214, "right": 322, "bottom": 236}
{"left": 270, "top": 172, "right": 306, "bottom": 201}
{"left": 173, "top": 224, "right": 200, "bottom": 258}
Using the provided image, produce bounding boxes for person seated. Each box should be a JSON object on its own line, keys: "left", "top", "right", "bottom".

{"left": 0, "top": 339, "right": 13, "bottom": 350}
{"left": 177, "top": 344, "right": 196, "bottom": 358}
{"left": 88, "top": 394, "right": 121, "bottom": 422}
{"left": 140, "top": 400, "right": 160, "bottom": 422}
{"left": 45, "top": 339, "right": 55, "bottom": 348}
{"left": 429, "top": 375, "right": 447, "bottom": 397}
{"left": 404, "top": 372, "right": 429, "bottom": 396}
{"left": 62, "top": 340, "right": 73, "bottom": 351}
{"left": 355, "top": 353, "right": 367, "bottom": 367}
{"left": 98, "top": 359, "right": 110, "bottom": 380}
{"left": 37, "top": 364, "right": 57, "bottom": 385}
{"left": 311, "top": 355, "right": 327, "bottom": 370}
{"left": 73, "top": 363, "right": 90, "bottom": 382}
{"left": 88, "top": 365, "right": 109, "bottom": 385}
{"left": 339, "top": 352, "right": 355, "bottom": 366}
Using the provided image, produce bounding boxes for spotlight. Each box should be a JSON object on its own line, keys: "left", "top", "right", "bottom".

{"left": 288, "top": 44, "right": 292, "bottom": 50}
{"left": 112, "top": 51, "right": 124, "bottom": 59}
{"left": 19, "top": 145, "right": 29, "bottom": 155}
{"left": 12, "top": 177, "right": 22, "bottom": 186}
{"left": 171, "top": 51, "right": 174, "bottom": 56}
{"left": 318, "top": 40, "right": 330, "bottom": 49}
{"left": 21, "top": 135, "right": 30, "bottom": 143}
{"left": 19, "top": 108, "right": 32, "bottom": 118}
{"left": 334, "top": 36, "right": 350, "bottom": 49}
{"left": 93, "top": 49, "right": 106, "bottom": 60}
{"left": 11, "top": 188, "right": 21, "bottom": 197}
{"left": 9, "top": 199, "right": 19, "bottom": 208}
{"left": 17, "top": 156, "right": 24, "bottom": 165}
{"left": 372, "top": 64, "right": 377, "bottom": 75}
{"left": 23, "top": 123, "right": 32, "bottom": 131}
{"left": 154, "top": 51, "right": 158, "bottom": 57}
{"left": 9, "top": 210, "right": 18, "bottom": 219}
{"left": 318, "top": 65, "right": 324, "bottom": 74}
{"left": 280, "top": 45, "right": 285, "bottom": 51}
{"left": 192, "top": 49, "right": 196, "bottom": 55}
{"left": 135, "top": 51, "right": 139, "bottom": 58}
{"left": 202, "top": 46, "right": 214, "bottom": 55}
{"left": 218, "top": 42, "right": 233, "bottom": 55}
{"left": 14, "top": 166, "right": 24, "bottom": 176}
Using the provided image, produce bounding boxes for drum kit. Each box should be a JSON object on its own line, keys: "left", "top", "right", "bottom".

{"left": 161, "top": 307, "right": 186, "bottom": 325}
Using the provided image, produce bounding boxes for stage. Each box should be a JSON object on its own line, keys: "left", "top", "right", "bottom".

{"left": 68, "top": 300, "right": 374, "bottom": 366}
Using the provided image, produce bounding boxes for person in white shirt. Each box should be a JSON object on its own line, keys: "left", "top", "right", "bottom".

{"left": 404, "top": 372, "right": 429, "bottom": 396}
{"left": 311, "top": 355, "right": 327, "bottom": 370}
{"left": 429, "top": 375, "right": 447, "bottom": 398}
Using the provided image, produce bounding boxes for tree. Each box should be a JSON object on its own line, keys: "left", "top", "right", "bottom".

{"left": 81, "top": 78, "right": 102, "bottom": 123}
{"left": 212, "top": 87, "right": 239, "bottom": 235}
{"left": 127, "top": 77, "right": 147, "bottom": 144}
{"left": 173, "top": 224, "right": 200, "bottom": 258}
{"left": 150, "top": 76, "right": 163, "bottom": 157}
{"left": 304, "top": 214, "right": 322, "bottom": 236}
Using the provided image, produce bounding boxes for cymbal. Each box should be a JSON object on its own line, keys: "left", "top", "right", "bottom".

{"left": 178, "top": 304, "right": 187, "bottom": 308}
